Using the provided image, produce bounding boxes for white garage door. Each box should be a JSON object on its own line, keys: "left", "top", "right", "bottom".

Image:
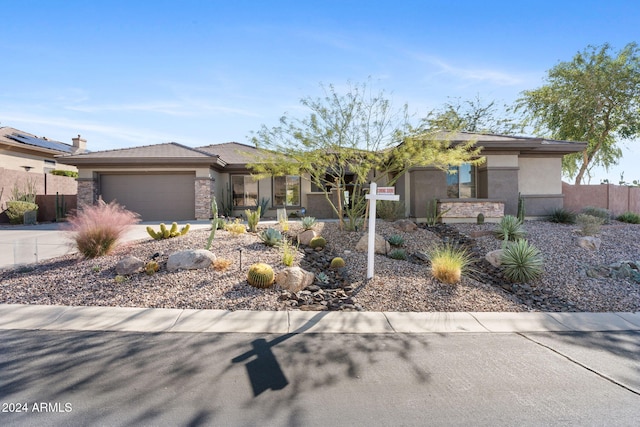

{"left": 100, "top": 173, "right": 195, "bottom": 221}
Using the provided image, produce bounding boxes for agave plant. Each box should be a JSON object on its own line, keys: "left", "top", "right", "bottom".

{"left": 259, "top": 227, "right": 283, "bottom": 246}
{"left": 500, "top": 239, "right": 543, "bottom": 283}
{"left": 301, "top": 216, "right": 317, "bottom": 230}
{"left": 495, "top": 215, "right": 525, "bottom": 241}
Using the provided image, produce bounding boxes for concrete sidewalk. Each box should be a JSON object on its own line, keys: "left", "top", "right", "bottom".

{"left": 1, "top": 304, "right": 639, "bottom": 333}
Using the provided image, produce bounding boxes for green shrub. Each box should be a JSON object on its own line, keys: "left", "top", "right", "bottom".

{"left": 387, "top": 234, "right": 405, "bottom": 247}
{"left": 576, "top": 214, "right": 604, "bottom": 236}
{"left": 616, "top": 211, "right": 640, "bottom": 224}
{"left": 51, "top": 170, "right": 79, "bottom": 178}
{"left": 581, "top": 206, "right": 611, "bottom": 223}
{"left": 225, "top": 219, "right": 247, "bottom": 236}
{"left": 66, "top": 201, "right": 139, "bottom": 258}
{"left": 259, "top": 228, "right": 283, "bottom": 246}
{"left": 501, "top": 239, "right": 544, "bottom": 283}
{"left": 495, "top": 215, "right": 525, "bottom": 241}
{"left": 245, "top": 207, "right": 261, "bottom": 232}
{"left": 377, "top": 200, "right": 405, "bottom": 221}
{"left": 548, "top": 208, "right": 577, "bottom": 224}
{"left": 389, "top": 249, "right": 407, "bottom": 260}
{"left": 427, "top": 244, "right": 473, "bottom": 284}
{"left": 247, "top": 263, "right": 275, "bottom": 288}
{"left": 301, "top": 216, "right": 317, "bottom": 230}
{"left": 6, "top": 201, "right": 38, "bottom": 224}
{"left": 309, "top": 236, "right": 327, "bottom": 249}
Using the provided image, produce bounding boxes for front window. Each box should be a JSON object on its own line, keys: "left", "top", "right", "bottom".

{"left": 273, "top": 175, "right": 301, "bottom": 207}
{"left": 232, "top": 175, "right": 258, "bottom": 207}
{"left": 447, "top": 164, "right": 476, "bottom": 198}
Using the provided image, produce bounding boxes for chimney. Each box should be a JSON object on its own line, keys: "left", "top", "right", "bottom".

{"left": 72, "top": 134, "right": 87, "bottom": 152}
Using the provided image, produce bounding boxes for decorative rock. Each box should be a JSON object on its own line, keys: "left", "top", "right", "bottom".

{"left": 116, "top": 256, "right": 144, "bottom": 275}
{"left": 297, "top": 229, "right": 319, "bottom": 246}
{"left": 355, "top": 233, "right": 391, "bottom": 254}
{"left": 577, "top": 236, "right": 601, "bottom": 251}
{"left": 275, "top": 266, "right": 315, "bottom": 293}
{"left": 166, "top": 249, "right": 215, "bottom": 272}
{"left": 393, "top": 219, "right": 417, "bottom": 232}
{"left": 485, "top": 250, "right": 504, "bottom": 268}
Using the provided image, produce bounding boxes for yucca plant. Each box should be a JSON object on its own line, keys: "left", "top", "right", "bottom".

{"left": 495, "top": 215, "right": 525, "bottom": 241}
{"left": 301, "top": 216, "right": 317, "bottom": 230}
{"left": 259, "top": 227, "right": 283, "bottom": 246}
{"left": 427, "top": 244, "right": 473, "bottom": 284}
{"left": 501, "top": 239, "right": 543, "bottom": 283}
{"left": 548, "top": 207, "right": 577, "bottom": 224}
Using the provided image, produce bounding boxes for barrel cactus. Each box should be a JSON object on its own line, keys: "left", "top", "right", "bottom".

{"left": 247, "top": 263, "right": 275, "bottom": 288}
{"left": 330, "top": 257, "right": 345, "bottom": 269}
{"left": 309, "top": 236, "right": 326, "bottom": 249}
{"left": 477, "top": 213, "right": 485, "bottom": 225}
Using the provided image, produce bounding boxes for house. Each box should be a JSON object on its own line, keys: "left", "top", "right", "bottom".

{"left": 60, "top": 132, "right": 586, "bottom": 222}
{"left": 0, "top": 127, "right": 83, "bottom": 221}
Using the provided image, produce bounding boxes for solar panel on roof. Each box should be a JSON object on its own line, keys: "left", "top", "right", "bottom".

{"left": 7, "top": 133, "right": 74, "bottom": 153}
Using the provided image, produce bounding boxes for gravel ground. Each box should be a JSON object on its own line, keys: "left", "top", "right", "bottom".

{"left": 1, "top": 220, "right": 639, "bottom": 312}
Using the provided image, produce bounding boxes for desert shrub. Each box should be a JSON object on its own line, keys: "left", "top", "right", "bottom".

{"left": 427, "top": 244, "right": 473, "bottom": 284}
{"left": 616, "top": 211, "right": 640, "bottom": 224}
{"left": 259, "top": 228, "right": 283, "bottom": 246}
{"left": 548, "top": 208, "right": 577, "bottom": 224}
{"left": 66, "top": 201, "right": 139, "bottom": 258}
{"left": 495, "top": 215, "right": 525, "bottom": 241}
{"left": 213, "top": 258, "right": 233, "bottom": 272}
{"left": 377, "top": 200, "right": 405, "bottom": 221}
{"left": 10, "top": 179, "right": 37, "bottom": 204}
{"left": 281, "top": 238, "right": 297, "bottom": 267}
{"left": 6, "top": 201, "right": 38, "bottom": 224}
{"left": 301, "top": 216, "right": 317, "bottom": 230}
{"left": 309, "top": 236, "right": 327, "bottom": 249}
{"left": 387, "top": 234, "right": 405, "bottom": 247}
{"left": 247, "top": 263, "right": 275, "bottom": 288}
{"left": 501, "top": 239, "right": 544, "bottom": 283}
{"left": 225, "top": 219, "right": 247, "bottom": 236}
{"left": 576, "top": 214, "right": 604, "bottom": 236}
{"left": 581, "top": 206, "right": 611, "bottom": 223}
{"left": 389, "top": 249, "right": 407, "bottom": 260}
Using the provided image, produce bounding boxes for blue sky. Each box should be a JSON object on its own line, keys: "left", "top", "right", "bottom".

{"left": 2, "top": 0, "right": 639, "bottom": 183}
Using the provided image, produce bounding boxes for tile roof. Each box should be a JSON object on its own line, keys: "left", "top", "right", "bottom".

{"left": 60, "top": 142, "right": 216, "bottom": 160}
{"left": 196, "top": 142, "right": 261, "bottom": 165}
{"left": 0, "top": 127, "right": 76, "bottom": 154}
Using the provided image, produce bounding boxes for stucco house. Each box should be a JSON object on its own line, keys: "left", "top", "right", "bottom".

{"left": 59, "top": 132, "right": 586, "bottom": 222}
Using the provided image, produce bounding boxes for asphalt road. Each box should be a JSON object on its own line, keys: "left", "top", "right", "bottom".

{"left": 1, "top": 330, "right": 639, "bottom": 426}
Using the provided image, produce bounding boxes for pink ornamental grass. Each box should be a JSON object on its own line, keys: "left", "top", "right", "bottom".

{"left": 66, "top": 201, "right": 140, "bottom": 258}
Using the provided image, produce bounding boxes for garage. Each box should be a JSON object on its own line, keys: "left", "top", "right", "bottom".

{"left": 100, "top": 173, "right": 195, "bottom": 221}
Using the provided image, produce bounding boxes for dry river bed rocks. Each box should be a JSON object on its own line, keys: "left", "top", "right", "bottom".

{"left": 1, "top": 220, "right": 639, "bottom": 312}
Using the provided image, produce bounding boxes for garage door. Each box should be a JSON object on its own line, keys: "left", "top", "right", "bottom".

{"left": 100, "top": 173, "right": 195, "bottom": 221}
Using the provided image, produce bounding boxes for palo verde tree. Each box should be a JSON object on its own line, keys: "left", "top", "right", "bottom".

{"left": 517, "top": 42, "right": 640, "bottom": 184}
{"left": 248, "top": 82, "right": 482, "bottom": 230}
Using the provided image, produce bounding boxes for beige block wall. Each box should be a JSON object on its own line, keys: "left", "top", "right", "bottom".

{"left": 486, "top": 154, "right": 519, "bottom": 168}
{"left": 518, "top": 157, "right": 562, "bottom": 195}
{"left": 0, "top": 150, "right": 77, "bottom": 174}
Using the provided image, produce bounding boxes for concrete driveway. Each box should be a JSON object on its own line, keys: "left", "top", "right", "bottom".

{"left": 0, "top": 221, "right": 212, "bottom": 269}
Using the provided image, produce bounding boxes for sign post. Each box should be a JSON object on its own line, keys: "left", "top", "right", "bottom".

{"left": 364, "top": 182, "right": 399, "bottom": 279}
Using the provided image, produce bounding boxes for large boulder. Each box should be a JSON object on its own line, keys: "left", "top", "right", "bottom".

{"left": 116, "top": 256, "right": 145, "bottom": 275}
{"left": 167, "top": 249, "right": 216, "bottom": 272}
{"left": 577, "top": 236, "right": 601, "bottom": 251}
{"left": 393, "top": 219, "right": 417, "bottom": 232}
{"left": 485, "top": 250, "right": 504, "bottom": 268}
{"left": 355, "top": 233, "right": 391, "bottom": 254}
{"left": 275, "top": 267, "right": 315, "bottom": 293}
{"left": 297, "top": 229, "right": 319, "bottom": 246}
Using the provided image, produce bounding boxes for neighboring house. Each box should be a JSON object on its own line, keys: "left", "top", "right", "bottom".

{"left": 60, "top": 132, "right": 586, "bottom": 222}
{"left": 0, "top": 127, "right": 82, "bottom": 221}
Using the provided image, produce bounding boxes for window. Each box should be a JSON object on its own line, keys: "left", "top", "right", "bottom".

{"left": 232, "top": 175, "right": 258, "bottom": 207}
{"left": 447, "top": 164, "right": 476, "bottom": 198}
{"left": 273, "top": 175, "right": 301, "bottom": 207}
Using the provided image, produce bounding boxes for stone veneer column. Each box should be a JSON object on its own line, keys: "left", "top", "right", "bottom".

{"left": 76, "top": 178, "right": 98, "bottom": 207}
{"left": 195, "top": 177, "right": 214, "bottom": 219}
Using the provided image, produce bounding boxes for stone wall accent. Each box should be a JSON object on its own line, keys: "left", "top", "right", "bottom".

{"left": 77, "top": 178, "right": 98, "bottom": 207}
{"left": 195, "top": 177, "right": 214, "bottom": 219}
{"left": 439, "top": 200, "right": 504, "bottom": 222}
